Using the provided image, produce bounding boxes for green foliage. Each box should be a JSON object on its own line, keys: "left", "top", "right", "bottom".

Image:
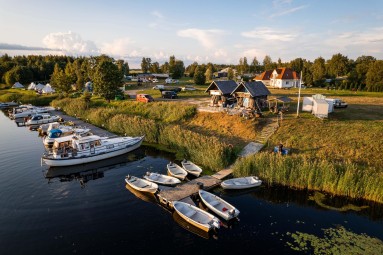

{"left": 194, "top": 66, "right": 206, "bottom": 85}
{"left": 311, "top": 57, "right": 326, "bottom": 86}
{"left": 4, "top": 66, "right": 33, "bottom": 85}
{"left": 287, "top": 226, "right": 383, "bottom": 255}
{"left": 366, "top": 60, "right": 383, "bottom": 92}
{"left": 0, "top": 90, "right": 56, "bottom": 106}
{"left": 93, "top": 60, "right": 123, "bottom": 102}
{"left": 327, "top": 53, "right": 349, "bottom": 77}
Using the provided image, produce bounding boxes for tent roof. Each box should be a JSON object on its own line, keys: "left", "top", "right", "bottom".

{"left": 12, "top": 82, "right": 24, "bottom": 88}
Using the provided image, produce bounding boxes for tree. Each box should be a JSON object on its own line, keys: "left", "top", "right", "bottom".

{"left": 169, "top": 55, "right": 176, "bottom": 74}
{"left": 263, "top": 55, "right": 275, "bottom": 70}
{"left": 289, "top": 58, "right": 305, "bottom": 74}
{"left": 150, "top": 62, "right": 160, "bottom": 73}
{"left": 4, "top": 66, "right": 33, "bottom": 85}
{"left": 327, "top": 53, "right": 349, "bottom": 77}
{"left": 50, "top": 63, "right": 71, "bottom": 93}
{"left": 93, "top": 60, "right": 123, "bottom": 102}
{"left": 366, "top": 60, "right": 383, "bottom": 92}
{"left": 227, "top": 67, "right": 234, "bottom": 80}
{"left": 186, "top": 62, "right": 198, "bottom": 77}
{"left": 355, "top": 56, "right": 375, "bottom": 89}
{"left": 141, "top": 57, "right": 151, "bottom": 73}
{"left": 172, "top": 60, "right": 185, "bottom": 79}
{"left": 311, "top": 57, "right": 326, "bottom": 86}
{"left": 160, "top": 62, "right": 169, "bottom": 74}
{"left": 250, "top": 57, "right": 261, "bottom": 73}
{"left": 193, "top": 66, "right": 206, "bottom": 85}
{"left": 205, "top": 66, "right": 213, "bottom": 82}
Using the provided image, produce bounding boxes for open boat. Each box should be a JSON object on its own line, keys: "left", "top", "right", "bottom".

{"left": 199, "top": 190, "right": 240, "bottom": 221}
{"left": 221, "top": 176, "right": 262, "bottom": 190}
{"left": 172, "top": 201, "right": 220, "bottom": 232}
{"left": 125, "top": 175, "right": 158, "bottom": 193}
{"left": 143, "top": 172, "right": 181, "bottom": 186}
{"left": 43, "top": 127, "right": 92, "bottom": 147}
{"left": 167, "top": 162, "right": 188, "bottom": 180}
{"left": 42, "top": 135, "right": 144, "bottom": 166}
{"left": 181, "top": 159, "right": 203, "bottom": 177}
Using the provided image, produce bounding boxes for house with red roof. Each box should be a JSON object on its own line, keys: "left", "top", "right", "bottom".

{"left": 254, "top": 68, "right": 300, "bottom": 89}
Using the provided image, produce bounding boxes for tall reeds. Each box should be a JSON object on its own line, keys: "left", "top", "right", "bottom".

{"left": 233, "top": 153, "right": 383, "bottom": 203}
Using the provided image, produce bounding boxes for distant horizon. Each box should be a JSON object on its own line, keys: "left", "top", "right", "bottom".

{"left": 1, "top": 0, "right": 382, "bottom": 68}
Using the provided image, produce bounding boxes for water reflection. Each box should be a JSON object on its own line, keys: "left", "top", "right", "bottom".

{"left": 172, "top": 211, "right": 214, "bottom": 240}
{"left": 45, "top": 149, "right": 146, "bottom": 186}
{"left": 125, "top": 184, "right": 158, "bottom": 204}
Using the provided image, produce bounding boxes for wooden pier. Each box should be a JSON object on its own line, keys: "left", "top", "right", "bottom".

{"left": 157, "top": 169, "right": 233, "bottom": 207}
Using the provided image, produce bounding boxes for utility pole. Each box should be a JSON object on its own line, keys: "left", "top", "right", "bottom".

{"left": 296, "top": 71, "right": 303, "bottom": 117}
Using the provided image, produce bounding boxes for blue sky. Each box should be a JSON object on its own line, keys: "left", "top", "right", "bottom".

{"left": 0, "top": 0, "right": 382, "bottom": 68}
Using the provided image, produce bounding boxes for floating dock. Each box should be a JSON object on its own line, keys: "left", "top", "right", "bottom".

{"left": 157, "top": 169, "right": 233, "bottom": 207}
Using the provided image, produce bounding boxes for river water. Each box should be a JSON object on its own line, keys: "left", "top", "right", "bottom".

{"left": 0, "top": 110, "right": 382, "bottom": 255}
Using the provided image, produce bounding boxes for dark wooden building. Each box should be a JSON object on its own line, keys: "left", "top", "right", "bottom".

{"left": 205, "top": 80, "right": 238, "bottom": 106}
{"left": 231, "top": 81, "right": 271, "bottom": 111}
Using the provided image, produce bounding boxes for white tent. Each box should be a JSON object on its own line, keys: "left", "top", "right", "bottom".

{"left": 302, "top": 97, "right": 314, "bottom": 112}
{"left": 42, "top": 83, "right": 55, "bottom": 94}
{"left": 12, "top": 82, "right": 24, "bottom": 89}
{"left": 35, "top": 83, "right": 45, "bottom": 91}
{"left": 28, "top": 82, "right": 36, "bottom": 90}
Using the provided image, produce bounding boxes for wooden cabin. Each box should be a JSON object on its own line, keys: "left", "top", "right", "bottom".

{"left": 231, "top": 81, "right": 271, "bottom": 112}
{"left": 205, "top": 80, "right": 238, "bottom": 107}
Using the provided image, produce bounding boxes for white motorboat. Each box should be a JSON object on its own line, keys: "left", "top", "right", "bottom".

{"left": 11, "top": 105, "right": 54, "bottom": 119}
{"left": 181, "top": 159, "right": 203, "bottom": 177}
{"left": 25, "top": 114, "right": 62, "bottom": 126}
{"left": 43, "top": 126, "right": 92, "bottom": 147}
{"left": 167, "top": 162, "right": 188, "bottom": 180}
{"left": 125, "top": 175, "right": 158, "bottom": 193}
{"left": 143, "top": 172, "right": 181, "bottom": 186}
{"left": 42, "top": 135, "right": 144, "bottom": 166}
{"left": 38, "top": 122, "right": 71, "bottom": 135}
{"left": 172, "top": 201, "right": 220, "bottom": 232}
{"left": 199, "top": 190, "right": 240, "bottom": 221}
{"left": 221, "top": 176, "right": 262, "bottom": 190}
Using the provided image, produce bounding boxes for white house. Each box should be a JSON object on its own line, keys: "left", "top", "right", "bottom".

{"left": 254, "top": 68, "right": 300, "bottom": 88}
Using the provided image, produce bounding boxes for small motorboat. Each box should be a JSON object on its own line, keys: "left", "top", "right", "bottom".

{"left": 25, "top": 114, "right": 62, "bottom": 126}
{"left": 221, "top": 176, "right": 262, "bottom": 190}
{"left": 143, "top": 172, "right": 181, "bottom": 186}
{"left": 181, "top": 159, "right": 203, "bottom": 177}
{"left": 167, "top": 162, "right": 188, "bottom": 180}
{"left": 43, "top": 127, "right": 92, "bottom": 147}
{"left": 172, "top": 201, "right": 220, "bottom": 232}
{"left": 199, "top": 190, "right": 240, "bottom": 221}
{"left": 125, "top": 175, "right": 158, "bottom": 193}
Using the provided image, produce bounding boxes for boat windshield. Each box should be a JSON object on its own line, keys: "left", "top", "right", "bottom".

{"left": 48, "top": 131, "right": 62, "bottom": 138}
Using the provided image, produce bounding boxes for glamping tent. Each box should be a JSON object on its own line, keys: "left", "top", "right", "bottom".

{"left": 35, "top": 83, "right": 45, "bottom": 91}
{"left": 12, "top": 82, "right": 24, "bottom": 89}
{"left": 42, "top": 84, "right": 55, "bottom": 94}
{"left": 312, "top": 99, "right": 329, "bottom": 118}
{"left": 28, "top": 82, "right": 36, "bottom": 90}
{"left": 302, "top": 97, "right": 314, "bottom": 112}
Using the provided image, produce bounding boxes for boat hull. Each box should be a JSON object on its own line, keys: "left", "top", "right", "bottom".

{"left": 199, "top": 190, "right": 240, "bottom": 221}
{"left": 42, "top": 139, "right": 142, "bottom": 166}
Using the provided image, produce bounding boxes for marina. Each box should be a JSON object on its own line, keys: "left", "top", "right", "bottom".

{"left": 1, "top": 109, "right": 383, "bottom": 254}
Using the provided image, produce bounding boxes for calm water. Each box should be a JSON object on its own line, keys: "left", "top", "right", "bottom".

{"left": 0, "top": 110, "right": 382, "bottom": 255}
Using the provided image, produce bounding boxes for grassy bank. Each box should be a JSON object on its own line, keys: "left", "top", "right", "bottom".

{"left": 233, "top": 94, "right": 383, "bottom": 203}
{"left": 52, "top": 98, "right": 238, "bottom": 170}
{"left": 0, "top": 89, "right": 57, "bottom": 106}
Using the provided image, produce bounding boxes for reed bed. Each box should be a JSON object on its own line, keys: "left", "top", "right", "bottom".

{"left": 233, "top": 153, "right": 383, "bottom": 203}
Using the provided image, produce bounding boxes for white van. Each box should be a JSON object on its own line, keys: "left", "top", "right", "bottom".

{"left": 152, "top": 84, "right": 165, "bottom": 90}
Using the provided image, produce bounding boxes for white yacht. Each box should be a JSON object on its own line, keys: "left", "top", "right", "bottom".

{"left": 43, "top": 126, "right": 92, "bottom": 147}
{"left": 42, "top": 135, "right": 144, "bottom": 166}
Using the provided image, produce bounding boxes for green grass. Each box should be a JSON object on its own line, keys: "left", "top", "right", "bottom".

{"left": 0, "top": 88, "right": 57, "bottom": 106}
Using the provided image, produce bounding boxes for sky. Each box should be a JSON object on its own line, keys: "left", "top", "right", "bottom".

{"left": 0, "top": 0, "right": 382, "bottom": 68}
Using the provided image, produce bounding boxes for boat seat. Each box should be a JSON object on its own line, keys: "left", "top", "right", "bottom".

{"left": 141, "top": 185, "right": 149, "bottom": 188}
{"left": 184, "top": 210, "right": 197, "bottom": 218}
{"left": 234, "top": 181, "right": 243, "bottom": 185}
{"left": 209, "top": 200, "right": 220, "bottom": 207}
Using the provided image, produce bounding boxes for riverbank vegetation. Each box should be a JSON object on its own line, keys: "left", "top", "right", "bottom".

{"left": 0, "top": 88, "right": 57, "bottom": 106}
{"left": 233, "top": 94, "right": 383, "bottom": 203}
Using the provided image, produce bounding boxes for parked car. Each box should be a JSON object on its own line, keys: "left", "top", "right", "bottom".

{"left": 159, "top": 87, "right": 182, "bottom": 93}
{"left": 161, "top": 91, "right": 178, "bottom": 99}
{"left": 136, "top": 94, "right": 154, "bottom": 103}
{"left": 151, "top": 78, "right": 159, "bottom": 83}
{"left": 333, "top": 99, "right": 348, "bottom": 108}
{"left": 165, "top": 78, "right": 179, "bottom": 84}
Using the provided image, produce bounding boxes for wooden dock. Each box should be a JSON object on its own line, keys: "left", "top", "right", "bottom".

{"left": 157, "top": 169, "right": 233, "bottom": 207}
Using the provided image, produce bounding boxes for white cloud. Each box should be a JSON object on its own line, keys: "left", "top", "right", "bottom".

{"left": 151, "top": 10, "right": 164, "bottom": 19}
{"left": 214, "top": 48, "right": 227, "bottom": 57}
{"left": 42, "top": 31, "right": 98, "bottom": 55}
{"left": 101, "top": 37, "right": 134, "bottom": 56}
{"left": 241, "top": 27, "right": 297, "bottom": 42}
{"left": 270, "top": 5, "right": 308, "bottom": 18}
{"left": 177, "top": 28, "right": 225, "bottom": 48}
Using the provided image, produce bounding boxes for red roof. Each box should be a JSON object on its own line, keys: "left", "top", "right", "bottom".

{"left": 275, "top": 67, "right": 300, "bottom": 79}
{"left": 254, "top": 70, "right": 273, "bottom": 81}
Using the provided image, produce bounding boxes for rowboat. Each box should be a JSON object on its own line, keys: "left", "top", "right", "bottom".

{"left": 199, "top": 190, "right": 240, "bottom": 221}
{"left": 181, "top": 159, "right": 202, "bottom": 177}
{"left": 167, "top": 162, "right": 188, "bottom": 180}
{"left": 172, "top": 201, "right": 220, "bottom": 232}
{"left": 143, "top": 172, "right": 181, "bottom": 186}
{"left": 221, "top": 176, "right": 262, "bottom": 190}
{"left": 125, "top": 175, "right": 158, "bottom": 193}
{"left": 42, "top": 135, "right": 144, "bottom": 166}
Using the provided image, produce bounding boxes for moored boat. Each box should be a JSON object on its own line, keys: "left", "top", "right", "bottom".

{"left": 42, "top": 135, "right": 144, "bottom": 166}
{"left": 125, "top": 175, "right": 158, "bottom": 193}
{"left": 172, "top": 201, "right": 220, "bottom": 232}
{"left": 11, "top": 105, "right": 54, "bottom": 119}
{"left": 25, "top": 114, "right": 62, "bottom": 126}
{"left": 167, "top": 162, "right": 188, "bottom": 180}
{"left": 43, "top": 127, "right": 92, "bottom": 147}
{"left": 221, "top": 176, "right": 262, "bottom": 190}
{"left": 181, "top": 159, "right": 203, "bottom": 177}
{"left": 143, "top": 172, "right": 181, "bottom": 186}
{"left": 199, "top": 190, "right": 240, "bottom": 221}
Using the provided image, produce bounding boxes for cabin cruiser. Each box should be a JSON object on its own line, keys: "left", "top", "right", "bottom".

{"left": 43, "top": 127, "right": 92, "bottom": 147}
{"left": 25, "top": 114, "right": 62, "bottom": 126}
{"left": 11, "top": 105, "right": 55, "bottom": 119}
{"left": 42, "top": 135, "right": 144, "bottom": 166}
